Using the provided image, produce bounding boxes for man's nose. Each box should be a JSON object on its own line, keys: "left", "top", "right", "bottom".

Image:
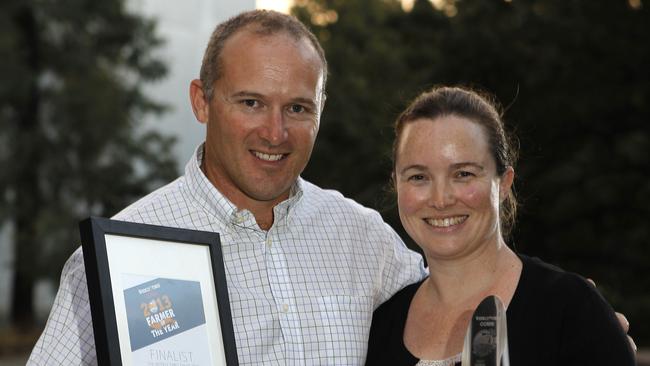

{"left": 259, "top": 107, "right": 288, "bottom": 145}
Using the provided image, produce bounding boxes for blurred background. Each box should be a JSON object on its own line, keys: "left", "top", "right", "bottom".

{"left": 1, "top": 0, "right": 648, "bottom": 364}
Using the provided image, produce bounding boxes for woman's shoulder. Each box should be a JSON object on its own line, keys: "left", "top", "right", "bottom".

{"left": 511, "top": 253, "right": 612, "bottom": 328}
{"left": 514, "top": 254, "right": 627, "bottom": 342}
{"left": 508, "top": 254, "right": 635, "bottom": 365}
{"left": 517, "top": 254, "right": 595, "bottom": 299}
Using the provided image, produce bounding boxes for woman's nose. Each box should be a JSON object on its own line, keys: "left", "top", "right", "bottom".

{"left": 428, "top": 180, "right": 455, "bottom": 209}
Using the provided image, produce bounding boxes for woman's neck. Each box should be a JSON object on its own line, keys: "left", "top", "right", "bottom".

{"left": 424, "top": 238, "right": 521, "bottom": 307}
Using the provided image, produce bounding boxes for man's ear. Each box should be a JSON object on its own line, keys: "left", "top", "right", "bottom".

{"left": 189, "top": 79, "right": 209, "bottom": 124}
{"left": 500, "top": 166, "right": 515, "bottom": 202}
{"left": 320, "top": 92, "right": 327, "bottom": 112}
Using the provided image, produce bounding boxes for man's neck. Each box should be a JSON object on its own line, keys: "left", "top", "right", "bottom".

{"left": 200, "top": 156, "right": 285, "bottom": 231}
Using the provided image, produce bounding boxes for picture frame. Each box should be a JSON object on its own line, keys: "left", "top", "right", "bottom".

{"left": 80, "top": 217, "right": 239, "bottom": 366}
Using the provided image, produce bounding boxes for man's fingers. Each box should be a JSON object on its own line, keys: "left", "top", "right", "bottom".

{"left": 615, "top": 313, "right": 637, "bottom": 353}
{"left": 627, "top": 335, "right": 637, "bottom": 353}
{"left": 616, "top": 312, "right": 630, "bottom": 333}
{"left": 587, "top": 280, "right": 635, "bottom": 353}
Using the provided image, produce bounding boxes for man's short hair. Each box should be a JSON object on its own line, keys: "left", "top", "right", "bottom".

{"left": 200, "top": 9, "right": 328, "bottom": 100}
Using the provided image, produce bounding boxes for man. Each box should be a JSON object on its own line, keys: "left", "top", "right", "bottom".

{"left": 28, "top": 10, "right": 426, "bottom": 365}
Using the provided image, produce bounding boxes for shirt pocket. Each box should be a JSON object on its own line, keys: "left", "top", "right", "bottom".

{"left": 306, "top": 295, "right": 373, "bottom": 364}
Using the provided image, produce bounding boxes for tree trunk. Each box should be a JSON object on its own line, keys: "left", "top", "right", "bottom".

{"left": 10, "top": 3, "right": 40, "bottom": 327}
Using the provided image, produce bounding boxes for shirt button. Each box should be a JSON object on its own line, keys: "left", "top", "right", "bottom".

{"left": 281, "top": 304, "right": 289, "bottom": 313}
{"left": 265, "top": 238, "right": 272, "bottom": 248}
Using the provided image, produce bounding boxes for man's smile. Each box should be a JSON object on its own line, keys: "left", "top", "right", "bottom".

{"left": 252, "top": 150, "right": 287, "bottom": 162}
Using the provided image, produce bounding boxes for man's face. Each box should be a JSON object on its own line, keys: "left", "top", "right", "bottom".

{"left": 193, "top": 30, "right": 325, "bottom": 210}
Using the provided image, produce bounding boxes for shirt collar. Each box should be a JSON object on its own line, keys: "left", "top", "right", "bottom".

{"left": 182, "top": 143, "right": 304, "bottom": 228}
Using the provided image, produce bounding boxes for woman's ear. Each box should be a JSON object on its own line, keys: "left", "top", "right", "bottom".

{"left": 499, "top": 166, "right": 515, "bottom": 202}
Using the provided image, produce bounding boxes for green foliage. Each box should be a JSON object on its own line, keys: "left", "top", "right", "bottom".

{"left": 295, "top": 0, "right": 650, "bottom": 344}
{"left": 0, "top": 0, "right": 177, "bottom": 322}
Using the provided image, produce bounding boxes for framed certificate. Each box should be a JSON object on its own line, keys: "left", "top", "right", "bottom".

{"left": 80, "top": 217, "right": 239, "bottom": 366}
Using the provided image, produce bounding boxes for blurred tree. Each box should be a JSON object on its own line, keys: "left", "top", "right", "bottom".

{"left": 294, "top": 0, "right": 407, "bottom": 209}
{"left": 0, "top": 0, "right": 177, "bottom": 325}
{"left": 294, "top": 0, "right": 650, "bottom": 343}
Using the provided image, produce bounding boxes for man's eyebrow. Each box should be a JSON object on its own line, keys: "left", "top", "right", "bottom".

{"left": 291, "top": 97, "right": 318, "bottom": 108}
{"left": 230, "top": 91, "right": 264, "bottom": 99}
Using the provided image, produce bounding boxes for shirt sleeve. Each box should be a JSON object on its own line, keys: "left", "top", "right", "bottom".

{"left": 558, "top": 275, "right": 636, "bottom": 365}
{"left": 371, "top": 215, "right": 427, "bottom": 308}
{"left": 27, "top": 247, "right": 98, "bottom": 366}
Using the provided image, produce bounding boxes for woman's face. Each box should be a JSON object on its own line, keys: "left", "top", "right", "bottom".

{"left": 394, "top": 116, "right": 513, "bottom": 261}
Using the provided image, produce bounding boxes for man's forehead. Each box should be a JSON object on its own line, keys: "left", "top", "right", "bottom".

{"left": 223, "top": 27, "right": 322, "bottom": 68}
{"left": 218, "top": 31, "right": 324, "bottom": 91}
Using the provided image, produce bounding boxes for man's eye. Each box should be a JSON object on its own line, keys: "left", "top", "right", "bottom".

{"left": 243, "top": 99, "right": 258, "bottom": 107}
{"left": 289, "top": 104, "right": 305, "bottom": 113}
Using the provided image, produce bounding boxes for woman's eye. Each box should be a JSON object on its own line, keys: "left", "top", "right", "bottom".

{"left": 456, "top": 171, "right": 475, "bottom": 179}
{"left": 407, "top": 174, "right": 425, "bottom": 182}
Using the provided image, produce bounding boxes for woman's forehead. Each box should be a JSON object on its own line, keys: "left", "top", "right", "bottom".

{"left": 397, "top": 116, "right": 491, "bottom": 160}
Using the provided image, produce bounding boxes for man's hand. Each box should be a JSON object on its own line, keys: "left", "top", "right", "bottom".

{"left": 587, "top": 278, "right": 637, "bottom": 353}
{"left": 616, "top": 312, "right": 637, "bottom": 353}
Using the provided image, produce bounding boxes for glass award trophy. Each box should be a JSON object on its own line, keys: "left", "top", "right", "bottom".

{"left": 461, "top": 295, "right": 510, "bottom": 366}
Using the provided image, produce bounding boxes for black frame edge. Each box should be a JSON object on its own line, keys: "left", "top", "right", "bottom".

{"left": 80, "top": 217, "right": 239, "bottom": 366}
{"left": 80, "top": 217, "right": 123, "bottom": 366}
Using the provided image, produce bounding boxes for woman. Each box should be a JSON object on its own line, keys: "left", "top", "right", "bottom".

{"left": 365, "top": 86, "right": 635, "bottom": 365}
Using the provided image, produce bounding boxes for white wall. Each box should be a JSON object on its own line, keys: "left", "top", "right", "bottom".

{"left": 131, "top": 0, "right": 257, "bottom": 166}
